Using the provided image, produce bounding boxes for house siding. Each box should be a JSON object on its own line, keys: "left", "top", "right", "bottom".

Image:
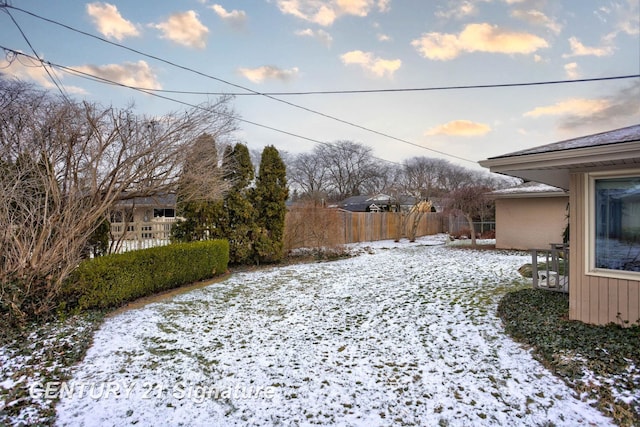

{"left": 570, "top": 173, "right": 640, "bottom": 326}
{"left": 494, "top": 197, "right": 567, "bottom": 250}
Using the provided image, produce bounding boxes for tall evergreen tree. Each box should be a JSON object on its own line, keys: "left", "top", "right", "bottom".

{"left": 253, "top": 145, "right": 289, "bottom": 263}
{"left": 215, "top": 143, "right": 257, "bottom": 264}
{"left": 172, "top": 133, "right": 223, "bottom": 242}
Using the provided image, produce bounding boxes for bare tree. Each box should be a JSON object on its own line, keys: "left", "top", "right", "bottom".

{"left": 443, "top": 185, "right": 493, "bottom": 247}
{"left": 288, "top": 141, "right": 387, "bottom": 202}
{"left": 400, "top": 157, "right": 446, "bottom": 199}
{"left": 0, "top": 79, "right": 236, "bottom": 322}
{"left": 316, "top": 140, "right": 380, "bottom": 200}
{"left": 287, "top": 151, "right": 329, "bottom": 202}
{"left": 360, "top": 160, "right": 400, "bottom": 195}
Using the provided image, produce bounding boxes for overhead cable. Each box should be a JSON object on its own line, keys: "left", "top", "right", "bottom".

{"left": 1, "top": 5, "right": 478, "bottom": 164}
{"left": 0, "top": 46, "right": 404, "bottom": 168}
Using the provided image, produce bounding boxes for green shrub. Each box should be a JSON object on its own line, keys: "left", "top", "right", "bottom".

{"left": 62, "top": 240, "right": 229, "bottom": 311}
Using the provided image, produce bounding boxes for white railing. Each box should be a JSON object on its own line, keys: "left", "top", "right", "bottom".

{"left": 109, "top": 238, "right": 171, "bottom": 254}
{"left": 531, "top": 243, "right": 569, "bottom": 293}
{"left": 109, "top": 217, "right": 179, "bottom": 253}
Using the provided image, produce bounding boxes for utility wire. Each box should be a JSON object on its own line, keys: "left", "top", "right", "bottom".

{"left": 4, "top": 5, "right": 638, "bottom": 164}
{"left": 2, "top": 4, "right": 478, "bottom": 164}
{"left": 0, "top": 46, "right": 404, "bottom": 167}
{"left": 103, "top": 74, "right": 640, "bottom": 96}
{"left": 1, "top": 6, "right": 70, "bottom": 102}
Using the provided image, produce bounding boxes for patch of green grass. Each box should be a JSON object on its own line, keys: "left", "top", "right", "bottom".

{"left": 498, "top": 288, "right": 640, "bottom": 427}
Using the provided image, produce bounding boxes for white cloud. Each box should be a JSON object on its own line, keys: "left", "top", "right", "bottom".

{"left": 412, "top": 23, "right": 548, "bottom": 61}
{"left": 237, "top": 66, "right": 299, "bottom": 83}
{"left": 276, "top": 0, "right": 388, "bottom": 26}
{"left": 563, "top": 36, "right": 614, "bottom": 57}
{"left": 295, "top": 28, "right": 333, "bottom": 46}
{"left": 153, "top": 11, "right": 209, "bottom": 49}
{"left": 616, "top": 0, "right": 640, "bottom": 35}
{"left": 377, "top": 33, "right": 391, "bottom": 42}
{"left": 336, "top": 0, "right": 373, "bottom": 16}
{"left": 86, "top": 2, "right": 139, "bottom": 41}
{"left": 0, "top": 55, "right": 157, "bottom": 95}
{"left": 74, "top": 61, "right": 161, "bottom": 89}
{"left": 511, "top": 9, "right": 562, "bottom": 34}
{"left": 210, "top": 4, "right": 247, "bottom": 28}
{"left": 0, "top": 54, "right": 86, "bottom": 94}
{"left": 277, "top": 1, "right": 337, "bottom": 26}
{"left": 524, "top": 98, "right": 610, "bottom": 118}
{"left": 528, "top": 83, "right": 640, "bottom": 131}
{"left": 599, "top": 0, "right": 640, "bottom": 37}
{"left": 340, "top": 50, "right": 401, "bottom": 78}
{"left": 557, "top": 82, "right": 640, "bottom": 130}
{"left": 425, "top": 120, "right": 492, "bottom": 136}
{"left": 564, "top": 62, "right": 580, "bottom": 79}
{"left": 436, "top": 1, "right": 477, "bottom": 20}
{"left": 377, "top": 0, "right": 391, "bottom": 12}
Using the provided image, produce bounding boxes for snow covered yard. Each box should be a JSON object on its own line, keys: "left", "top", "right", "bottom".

{"left": 52, "top": 235, "right": 613, "bottom": 426}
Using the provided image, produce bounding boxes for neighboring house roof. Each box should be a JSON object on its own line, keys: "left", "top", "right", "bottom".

{"left": 115, "top": 194, "right": 177, "bottom": 207}
{"left": 339, "top": 195, "right": 374, "bottom": 211}
{"left": 338, "top": 194, "right": 417, "bottom": 212}
{"left": 479, "top": 124, "right": 640, "bottom": 189}
{"left": 488, "top": 181, "right": 568, "bottom": 199}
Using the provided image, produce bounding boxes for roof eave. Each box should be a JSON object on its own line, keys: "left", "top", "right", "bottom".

{"left": 480, "top": 141, "right": 640, "bottom": 170}
{"left": 490, "top": 191, "right": 568, "bottom": 199}
{"left": 479, "top": 141, "right": 640, "bottom": 190}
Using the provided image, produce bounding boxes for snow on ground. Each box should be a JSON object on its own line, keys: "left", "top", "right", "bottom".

{"left": 55, "top": 235, "right": 612, "bottom": 426}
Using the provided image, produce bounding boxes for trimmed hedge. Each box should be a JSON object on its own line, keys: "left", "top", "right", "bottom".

{"left": 62, "top": 240, "right": 229, "bottom": 311}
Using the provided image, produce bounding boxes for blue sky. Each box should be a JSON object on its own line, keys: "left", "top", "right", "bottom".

{"left": 1, "top": 0, "right": 639, "bottom": 170}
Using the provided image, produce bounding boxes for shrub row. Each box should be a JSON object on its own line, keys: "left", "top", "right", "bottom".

{"left": 61, "top": 240, "right": 229, "bottom": 311}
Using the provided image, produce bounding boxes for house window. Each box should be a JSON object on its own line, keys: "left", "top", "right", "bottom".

{"left": 110, "top": 210, "right": 123, "bottom": 223}
{"left": 110, "top": 208, "right": 133, "bottom": 223}
{"left": 593, "top": 175, "right": 640, "bottom": 273}
{"left": 153, "top": 208, "right": 175, "bottom": 218}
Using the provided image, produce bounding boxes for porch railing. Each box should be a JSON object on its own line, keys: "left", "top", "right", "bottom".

{"left": 531, "top": 243, "right": 569, "bottom": 293}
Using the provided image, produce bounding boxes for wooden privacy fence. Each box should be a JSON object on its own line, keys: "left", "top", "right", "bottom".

{"left": 284, "top": 207, "right": 444, "bottom": 251}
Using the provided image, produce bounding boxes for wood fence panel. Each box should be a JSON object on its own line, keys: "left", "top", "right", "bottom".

{"left": 284, "top": 208, "right": 443, "bottom": 250}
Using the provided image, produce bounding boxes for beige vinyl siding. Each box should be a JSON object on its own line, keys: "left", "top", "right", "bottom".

{"left": 494, "top": 197, "right": 567, "bottom": 250}
{"left": 570, "top": 172, "right": 640, "bottom": 326}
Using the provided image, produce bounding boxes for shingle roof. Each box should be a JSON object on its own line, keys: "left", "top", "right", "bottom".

{"left": 489, "top": 124, "right": 640, "bottom": 159}
{"left": 116, "top": 194, "right": 177, "bottom": 207}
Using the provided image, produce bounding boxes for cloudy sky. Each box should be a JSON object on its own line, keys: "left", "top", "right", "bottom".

{"left": 1, "top": 0, "right": 639, "bottom": 169}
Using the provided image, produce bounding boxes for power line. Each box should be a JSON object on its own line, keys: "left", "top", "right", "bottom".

{"left": 1, "top": 6, "right": 70, "bottom": 102}
{"left": 0, "top": 46, "right": 404, "bottom": 168}
{"left": 106, "top": 74, "right": 640, "bottom": 96}
{"left": 5, "top": 5, "right": 638, "bottom": 164}
{"left": 2, "top": 4, "right": 478, "bottom": 164}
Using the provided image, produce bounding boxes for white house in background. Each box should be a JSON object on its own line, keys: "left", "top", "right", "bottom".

{"left": 480, "top": 124, "right": 640, "bottom": 326}
{"left": 488, "top": 181, "right": 568, "bottom": 250}
{"left": 110, "top": 194, "right": 179, "bottom": 246}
